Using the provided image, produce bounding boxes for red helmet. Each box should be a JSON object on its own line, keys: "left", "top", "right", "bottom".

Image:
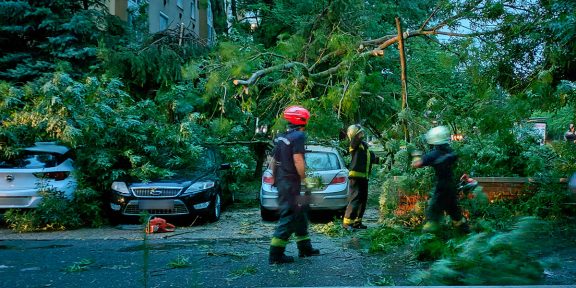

{"left": 283, "top": 105, "right": 310, "bottom": 126}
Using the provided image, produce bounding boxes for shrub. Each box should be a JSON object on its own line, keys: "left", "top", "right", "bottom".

{"left": 410, "top": 217, "right": 547, "bottom": 285}
{"left": 4, "top": 188, "right": 82, "bottom": 232}
{"left": 366, "top": 224, "right": 411, "bottom": 253}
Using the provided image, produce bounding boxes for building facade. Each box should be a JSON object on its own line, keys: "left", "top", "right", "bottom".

{"left": 104, "top": 0, "right": 216, "bottom": 46}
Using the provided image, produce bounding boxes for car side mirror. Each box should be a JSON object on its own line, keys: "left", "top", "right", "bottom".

{"left": 220, "top": 163, "right": 231, "bottom": 170}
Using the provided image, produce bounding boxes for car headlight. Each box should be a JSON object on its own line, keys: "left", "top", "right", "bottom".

{"left": 111, "top": 181, "right": 131, "bottom": 196}
{"left": 183, "top": 181, "right": 215, "bottom": 195}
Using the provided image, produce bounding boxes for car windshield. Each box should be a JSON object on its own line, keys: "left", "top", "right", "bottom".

{"left": 306, "top": 152, "right": 340, "bottom": 171}
{"left": 0, "top": 152, "right": 59, "bottom": 169}
{"left": 195, "top": 150, "right": 217, "bottom": 170}
{"left": 160, "top": 149, "right": 218, "bottom": 179}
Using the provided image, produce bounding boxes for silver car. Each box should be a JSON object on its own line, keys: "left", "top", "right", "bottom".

{"left": 259, "top": 145, "right": 349, "bottom": 221}
{"left": 0, "top": 142, "right": 77, "bottom": 209}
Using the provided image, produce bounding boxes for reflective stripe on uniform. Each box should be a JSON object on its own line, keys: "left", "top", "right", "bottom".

{"left": 348, "top": 144, "right": 371, "bottom": 179}
{"left": 271, "top": 237, "right": 289, "bottom": 247}
{"left": 275, "top": 137, "right": 291, "bottom": 145}
{"left": 349, "top": 171, "right": 368, "bottom": 178}
{"left": 295, "top": 235, "right": 310, "bottom": 242}
{"left": 366, "top": 147, "right": 371, "bottom": 176}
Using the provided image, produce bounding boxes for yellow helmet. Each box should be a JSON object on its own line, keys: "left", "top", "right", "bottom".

{"left": 346, "top": 124, "right": 364, "bottom": 141}
{"left": 425, "top": 126, "right": 450, "bottom": 145}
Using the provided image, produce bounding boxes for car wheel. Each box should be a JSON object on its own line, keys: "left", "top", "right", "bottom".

{"left": 207, "top": 192, "right": 222, "bottom": 222}
{"left": 106, "top": 209, "right": 124, "bottom": 226}
{"left": 260, "top": 205, "right": 278, "bottom": 222}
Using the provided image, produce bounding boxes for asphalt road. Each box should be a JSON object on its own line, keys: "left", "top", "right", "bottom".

{"left": 0, "top": 237, "right": 378, "bottom": 288}
{"left": 1, "top": 207, "right": 576, "bottom": 288}
{"left": 0, "top": 208, "right": 404, "bottom": 288}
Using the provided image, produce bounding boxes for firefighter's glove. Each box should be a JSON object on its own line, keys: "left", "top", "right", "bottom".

{"left": 411, "top": 150, "right": 422, "bottom": 161}
{"left": 410, "top": 150, "right": 422, "bottom": 165}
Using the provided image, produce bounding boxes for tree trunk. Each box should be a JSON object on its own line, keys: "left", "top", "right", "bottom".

{"left": 396, "top": 17, "right": 410, "bottom": 143}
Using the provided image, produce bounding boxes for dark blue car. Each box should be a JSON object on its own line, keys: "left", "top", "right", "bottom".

{"left": 109, "top": 148, "right": 231, "bottom": 224}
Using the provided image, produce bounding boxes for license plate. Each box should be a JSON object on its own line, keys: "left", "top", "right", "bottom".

{"left": 139, "top": 200, "right": 174, "bottom": 210}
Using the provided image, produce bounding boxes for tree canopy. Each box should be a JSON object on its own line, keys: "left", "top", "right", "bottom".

{"left": 0, "top": 0, "right": 125, "bottom": 83}
{"left": 222, "top": 0, "right": 575, "bottom": 140}
{"left": 1, "top": 0, "right": 576, "bottom": 228}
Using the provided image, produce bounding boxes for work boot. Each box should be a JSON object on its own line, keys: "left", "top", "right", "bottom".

{"left": 422, "top": 221, "right": 440, "bottom": 233}
{"left": 342, "top": 218, "right": 354, "bottom": 231}
{"left": 453, "top": 218, "right": 471, "bottom": 234}
{"left": 297, "top": 239, "right": 320, "bottom": 257}
{"left": 342, "top": 223, "right": 354, "bottom": 231}
{"left": 352, "top": 223, "right": 368, "bottom": 229}
{"left": 269, "top": 246, "right": 294, "bottom": 264}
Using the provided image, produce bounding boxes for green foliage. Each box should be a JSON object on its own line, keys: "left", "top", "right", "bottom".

{"left": 412, "top": 233, "right": 448, "bottom": 261}
{"left": 379, "top": 178, "right": 401, "bottom": 216}
{"left": 167, "top": 255, "right": 191, "bottom": 269}
{"left": 229, "top": 265, "right": 258, "bottom": 279}
{"left": 70, "top": 187, "right": 104, "bottom": 227}
{"left": 310, "top": 218, "right": 347, "bottom": 237}
{"left": 0, "top": 0, "right": 122, "bottom": 83}
{"left": 452, "top": 126, "right": 546, "bottom": 177}
{"left": 63, "top": 259, "right": 94, "bottom": 273}
{"left": 102, "top": 43, "right": 208, "bottom": 97}
{"left": 0, "top": 0, "right": 574, "bottom": 235}
{"left": 458, "top": 186, "right": 490, "bottom": 219}
{"left": 4, "top": 189, "right": 81, "bottom": 232}
{"left": 366, "top": 224, "right": 410, "bottom": 253}
{"left": 220, "top": 145, "right": 255, "bottom": 182}
{"left": 379, "top": 173, "right": 432, "bottom": 211}
{"left": 369, "top": 275, "right": 395, "bottom": 286}
{"left": 548, "top": 141, "right": 576, "bottom": 176}
{"left": 410, "top": 217, "right": 547, "bottom": 285}
{"left": 0, "top": 73, "right": 221, "bottom": 228}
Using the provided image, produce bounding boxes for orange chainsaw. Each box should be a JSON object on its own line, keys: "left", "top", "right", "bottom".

{"left": 146, "top": 217, "right": 176, "bottom": 234}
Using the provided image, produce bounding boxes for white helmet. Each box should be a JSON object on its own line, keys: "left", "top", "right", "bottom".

{"left": 347, "top": 124, "right": 364, "bottom": 141}
{"left": 425, "top": 126, "right": 450, "bottom": 145}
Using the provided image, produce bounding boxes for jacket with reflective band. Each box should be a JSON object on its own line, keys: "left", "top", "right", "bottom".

{"left": 272, "top": 129, "right": 306, "bottom": 180}
{"left": 348, "top": 141, "right": 378, "bottom": 178}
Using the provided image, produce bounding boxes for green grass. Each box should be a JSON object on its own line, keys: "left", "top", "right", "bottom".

{"left": 229, "top": 265, "right": 258, "bottom": 278}
{"left": 365, "top": 224, "right": 411, "bottom": 253}
{"left": 63, "top": 258, "right": 94, "bottom": 272}
{"left": 310, "top": 218, "right": 348, "bottom": 237}
{"left": 167, "top": 254, "right": 192, "bottom": 268}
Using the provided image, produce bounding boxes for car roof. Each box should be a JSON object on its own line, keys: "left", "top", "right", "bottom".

{"left": 24, "top": 142, "right": 70, "bottom": 155}
{"left": 305, "top": 145, "right": 339, "bottom": 153}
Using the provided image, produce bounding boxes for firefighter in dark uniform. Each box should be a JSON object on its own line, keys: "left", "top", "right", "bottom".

{"left": 268, "top": 105, "right": 320, "bottom": 264}
{"left": 565, "top": 123, "right": 576, "bottom": 143}
{"left": 342, "top": 124, "right": 379, "bottom": 230}
{"left": 411, "top": 126, "right": 469, "bottom": 233}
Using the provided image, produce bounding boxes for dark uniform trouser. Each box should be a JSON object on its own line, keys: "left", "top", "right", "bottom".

{"left": 343, "top": 177, "right": 368, "bottom": 226}
{"left": 272, "top": 178, "right": 310, "bottom": 246}
{"left": 426, "top": 181, "right": 463, "bottom": 222}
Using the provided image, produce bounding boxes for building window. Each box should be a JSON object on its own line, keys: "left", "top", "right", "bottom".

{"left": 159, "top": 12, "right": 169, "bottom": 31}
{"left": 190, "top": 0, "right": 197, "bottom": 20}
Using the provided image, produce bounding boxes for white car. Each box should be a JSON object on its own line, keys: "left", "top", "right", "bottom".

{"left": 259, "top": 145, "right": 349, "bottom": 221}
{"left": 0, "top": 142, "right": 77, "bottom": 209}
